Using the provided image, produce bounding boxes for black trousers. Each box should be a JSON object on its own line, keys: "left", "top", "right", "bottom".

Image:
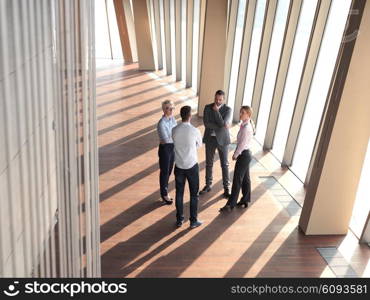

{"left": 227, "top": 149, "right": 252, "bottom": 207}
{"left": 158, "top": 143, "right": 174, "bottom": 197}
{"left": 205, "top": 136, "right": 230, "bottom": 190}
{"left": 174, "top": 163, "right": 199, "bottom": 223}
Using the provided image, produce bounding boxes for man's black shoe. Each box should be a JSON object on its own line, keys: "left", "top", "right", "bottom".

{"left": 223, "top": 190, "right": 231, "bottom": 198}
{"left": 190, "top": 220, "right": 203, "bottom": 229}
{"left": 176, "top": 220, "right": 184, "bottom": 227}
{"left": 161, "top": 196, "right": 173, "bottom": 205}
{"left": 199, "top": 186, "right": 211, "bottom": 195}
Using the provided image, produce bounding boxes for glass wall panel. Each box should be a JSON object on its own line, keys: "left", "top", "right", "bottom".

{"left": 291, "top": 0, "right": 351, "bottom": 180}
{"left": 272, "top": 0, "right": 318, "bottom": 160}
{"left": 228, "top": 0, "right": 247, "bottom": 113}
{"left": 95, "top": 0, "right": 123, "bottom": 60}
{"left": 170, "top": 0, "right": 176, "bottom": 76}
{"left": 191, "top": 0, "right": 200, "bottom": 91}
{"left": 242, "top": 0, "right": 267, "bottom": 106}
{"left": 350, "top": 139, "right": 370, "bottom": 239}
{"left": 255, "top": 0, "right": 290, "bottom": 143}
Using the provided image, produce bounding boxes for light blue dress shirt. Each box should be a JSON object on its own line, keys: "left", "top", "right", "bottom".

{"left": 157, "top": 115, "right": 177, "bottom": 144}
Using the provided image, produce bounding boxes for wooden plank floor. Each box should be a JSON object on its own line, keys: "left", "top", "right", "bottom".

{"left": 97, "top": 61, "right": 370, "bottom": 278}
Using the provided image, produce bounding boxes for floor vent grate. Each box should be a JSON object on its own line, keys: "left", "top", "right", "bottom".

{"left": 316, "top": 247, "right": 358, "bottom": 278}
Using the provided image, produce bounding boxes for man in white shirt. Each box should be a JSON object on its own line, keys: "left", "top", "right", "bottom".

{"left": 172, "top": 106, "right": 203, "bottom": 228}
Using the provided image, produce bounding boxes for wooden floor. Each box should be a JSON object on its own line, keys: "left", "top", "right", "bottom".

{"left": 97, "top": 61, "right": 370, "bottom": 278}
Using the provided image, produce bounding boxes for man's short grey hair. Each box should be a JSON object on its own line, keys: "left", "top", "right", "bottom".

{"left": 162, "top": 99, "right": 174, "bottom": 109}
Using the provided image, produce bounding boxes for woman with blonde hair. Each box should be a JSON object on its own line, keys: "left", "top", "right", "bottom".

{"left": 157, "top": 99, "right": 177, "bottom": 204}
{"left": 220, "top": 106, "right": 255, "bottom": 212}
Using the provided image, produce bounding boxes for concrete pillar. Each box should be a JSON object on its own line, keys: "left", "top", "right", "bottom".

{"left": 113, "top": 0, "right": 133, "bottom": 62}
{"left": 197, "top": 0, "right": 228, "bottom": 117}
{"left": 122, "top": 0, "right": 138, "bottom": 62}
{"left": 132, "top": 0, "right": 155, "bottom": 70}
{"left": 299, "top": 0, "right": 370, "bottom": 235}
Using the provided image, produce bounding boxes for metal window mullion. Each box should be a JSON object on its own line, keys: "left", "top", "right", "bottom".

{"left": 63, "top": 0, "right": 75, "bottom": 277}
{"left": 0, "top": 1, "right": 19, "bottom": 277}
{"left": 20, "top": 0, "right": 39, "bottom": 277}
{"left": 87, "top": 0, "right": 97, "bottom": 276}
{"left": 282, "top": 0, "right": 332, "bottom": 167}
{"left": 158, "top": 0, "right": 167, "bottom": 70}
{"left": 148, "top": 0, "right": 159, "bottom": 70}
{"left": 88, "top": 0, "right": 101, "bottom": 277}
{"left": 58, "top": 0, "right": 71, "bottom": 276}
{"left": 163, "top": 0, "right": 172, "bottom": 75}
{"left": 26, "top": 0, "right": 42, "bottom": 278}
{"left": 69, "top": 0, "right": 81, "bottom": 278}
{"left": 28, "top": 0, "right": 47, "bottom": 277}
{"left": 223, "top": 0, "right": 239, "bottom": 104}
{"left": 80, "top": 0, "right": 93, "bottom": 278}
{"left": 54, "top": 0, "right": 68, "bottom": 277}
{"left": 10, "top": 0, "right": 32, "bottom": 276}
{"left": 153, "top": 0, "right": 163, "bottom": 69}
{"left": 185, "top": 0, "right": 194, "bottom": 88}
{"left": 175, "top": 0, "right": 182, "bottom": 81}
{"left": 73, "top": 0, "right": 84, "bottom": 278}
{"left": 233, "top": 0, "right": 257, "bottom": 122}
{"left": 41, "top": 0, "right": 57, "bottom": 278}
{"left": 250, "top": 0, "right": 278, "bottom": 124}
{"left": 264, "top": 0, "right": 303, "bottom": 150}
{"left": 105, "top": 0, "right": 114, "bottom": 59}
{"left": 35, "top": 0, "right": 52, "bottom": 277}
{"left": 196, "top": 0, "right": 206, "bottom": 95}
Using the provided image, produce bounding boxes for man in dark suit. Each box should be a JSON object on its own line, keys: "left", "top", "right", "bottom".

{"left": 200, "top": 90, "right": 232, "bottom": 198}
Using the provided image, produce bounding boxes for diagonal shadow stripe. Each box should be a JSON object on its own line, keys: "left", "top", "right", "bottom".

{"left": 98, "top": 96, "right": 195, "bottom": 136}
{"left": 133, "top": 181, "right": 268, "bottom": 278}
{"left": 100, "top": 175, "right": 228, "bottom": 276}
{"left": 96, "top": 78, "right": 159, "bottom": 98}
{"left": 97, "top": 85, "right": 167, "bottom": 108}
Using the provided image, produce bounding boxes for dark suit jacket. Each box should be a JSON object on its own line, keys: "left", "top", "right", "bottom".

{"left": 202, "top": 103, "right": 232, "bottom": 146}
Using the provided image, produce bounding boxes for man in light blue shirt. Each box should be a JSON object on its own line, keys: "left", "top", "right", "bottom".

{"left": 157, "top": 100, "right": 177, "bottom": 204}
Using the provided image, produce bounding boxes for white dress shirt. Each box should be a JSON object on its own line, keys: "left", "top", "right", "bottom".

{"left": 172, "top": 122, "right": 202, "bottom": 169}
{"left": 233, "top": 120, "right": 253, "bottom": 158}
{"left": 157, "top": 115, "right": 177, "bottom": 143}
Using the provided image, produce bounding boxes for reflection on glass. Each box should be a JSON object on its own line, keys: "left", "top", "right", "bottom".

{"left": 159, "top": 0, "right": 167, "bottom": 70}
{"left": 192, "top": 0, "right": 200, "bottom": 91}
{"left": 255, "top": 0, "right": 290, "bottom": 143}
{"left": 272, "top": 0, "right": 318, "bottom": 160}
{"left": 106, "top": 0, "right": 123, "bottom": 59}
{"left": 181, "top": 0, "right": 187, "bottom": 81}
{"left": 350, "top": 139, "right": 370, "bottom": 239}
{"left": 242, "top": 0, "right": 267, "bottom": 106}
{"left": 291, "top": 0, "right": 351, "bottom": 180}
{"left": 95, "top": 0, "right": 113, "bottom": 59}
{"left": 228, "top": 0, "right": 247, "bottom": 113}
{"left": 170, "top": 0, "right": 176, "bottom": 76}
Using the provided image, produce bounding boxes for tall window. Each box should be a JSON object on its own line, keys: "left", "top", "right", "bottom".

{"left": 191, "top": 0, "right": 201, "bottom": 91}
{"left": 272, "top": 0, "right": 318, "bottom": 160}
{"left": 228, "top": 0, "right": 248, "bottom": 113}
{"left": 350, "top": 139, "right": 370, "bottom": 239}
{"left": 242, "top": 0, "right": 267, "bottom": 106}
{"left": 291, "top": 0, "right": 352, "bottom": 180}
{"left": 255, "top": 0, "right": 290, "bottom": 143}
{"left": 94, "top": 0, "right": 123, "bottom": 60}
{"left": 170, "top": 0, "right": 176, "bottom": 76}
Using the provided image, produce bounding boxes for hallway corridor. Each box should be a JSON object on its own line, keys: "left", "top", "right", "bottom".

{"left": 97, "top": 61, "right": 367, "bottom": 278}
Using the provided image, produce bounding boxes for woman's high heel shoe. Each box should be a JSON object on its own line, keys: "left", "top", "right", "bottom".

{"left": 219, "top": 205, "right": 233, "bottom": 212}
{"left": 236, "top": 202, "right": 248, "bottom": 208}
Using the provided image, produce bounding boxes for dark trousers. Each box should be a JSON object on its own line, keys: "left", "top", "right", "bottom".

{"left": 205, "top": 136, "right": 230, "bottom": 190}
{"left": 227, "top": 149, "right": 252, "bottom": 207}
{"left": 158, "top": 143, "right": 174, "bottom": 197}
{"left": 174, "top": 163, "right": 199, "bottom": 223}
